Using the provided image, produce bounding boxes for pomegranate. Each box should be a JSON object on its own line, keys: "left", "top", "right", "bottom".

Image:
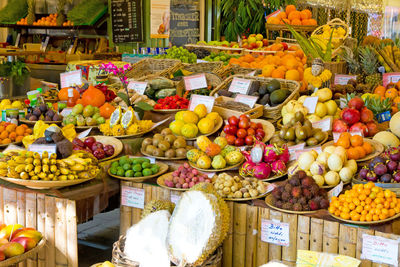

{"left": 360, "top": 107, "right": 374, "bottom": 123}
{"left": 332, "top": 119, "right": 349, "bottom": 133}
{"left": 350, "top": 122, "right": 368, "bottom": 136}
{"left": 366, "top": 121, "right": 379, "bottom": 137}
{"left": 348, "top": 97, "right": 364, "bottom": 110}
{"left": 341, "top": 108, "right": 360, "bottom": 125}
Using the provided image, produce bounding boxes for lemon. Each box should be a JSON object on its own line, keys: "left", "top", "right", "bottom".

{"left": 315, "top": 102, "right": 327, "bottom": 118}
{"left": 193, "top": 104, "right": 207, "bottom": 119}
{"left": 11, "top": 101, "right": 23, "bottom": 109}
{"left": 110, "top": 106, "right": 122, "bottom": 127}
{"left": 175, "top": 111, "right": 185, "bottom": 121}
{"left": 206, "top": 112, "right": 220, "bottom": 125}
{"left": 169, "top": 120, "right": 185, "bottom": 135}
{"left": 182, "top": 111, "right": 199, "bottom": 124}
{"left": 198, "top": 118, "right": 215, "bottom": 134}
{"left": 121, "top": 107, "right": 136, "bottom": 129}
{"left": 1, "top": 99, "right": 11, "bottom": 106}
{"left": 180, "top": 123, "right": 198, "bottom": 138}
{"left": 324, "top": 100, "right": 338, "bottom": 116}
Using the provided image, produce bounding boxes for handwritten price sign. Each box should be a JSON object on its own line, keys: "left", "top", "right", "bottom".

{"left": 121, "top": 186, "right": 145, "bottom": 209}
{"left": 361, "top": 234, "right": 399, "bottom": 266}
{"left": 261, "top": 219, "right": 290, "bottom": 247}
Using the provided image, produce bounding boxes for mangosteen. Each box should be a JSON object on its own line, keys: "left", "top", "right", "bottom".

{"left": 369, "top": 156, "right": 386, "bottom": 169}
{"left": 374, "top": 163, "right": 388, "bottom": 176}
{"left": 29, "top": 115, "right": 38, "bottom": 121}
{"left": 25, "top": 113, "right": 31, "bottom": 119}
{"left": 387, "top": 160, "right": 398, "bottom": 172}
{"left": 347, "top": 79, "right": 357, "bottom": 87}
{"left": 46, "top": 109, "right": 55, "bottom": 118}
{"left": 358, "top": 168, "right": 369, "bottom": 180}
{"left": 53, "top": 114, "right": 61, "bottom": 121}
{"left": 394, "top": 171, "right": 400, "bottom": 183}
{"left": 365, "top": 171, "right": 378, "bottom": 182}
{"left": 44, "top": 116, "right": 52, "bottom": 122}
{"left": 380, "top": 174, "right": 392, "bottom": 183}
{"left": 297, "top": 170, "right": 307, "bottom": 180}
{"left": 389, "top": 148, "right": 400, "bottom": 162}
{"left": 39, "top": 103, "right": 47, "bottom": 113}
{"left": 32, "top": 107, "right": 41, "bottom": 117}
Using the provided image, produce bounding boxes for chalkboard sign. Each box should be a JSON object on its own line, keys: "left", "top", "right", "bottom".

{"left": 170, "top": 1, "right": 200, "bottom": 46}
{"left": 111, "top": 0, "right": 143, "bottom": 43}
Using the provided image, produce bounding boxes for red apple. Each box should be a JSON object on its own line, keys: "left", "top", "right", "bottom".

{"left": 262, "top": 39, "right": 269, "bottom": 46}
{"left": 256, "top": 41, "right": 263, "bottom": 48}
{"left": 237, "top": 129, "right": 247, "bottom": 138}
{"left": 250, "top": 42, "right": 258, "bottom": 49}
{"left": 238, "top": 120, "right": 250, "bottom": 129}
{"left": 247, "top": 128, "right": 255, "bottom": 136}
{"left": 242, "top": 43, "right": 249, "bottom": 49}
{"left": 239, "top": 114, "right": 249, "bottom": 121}
{"left": 11, "top": 237, "right": 37, "bottom": 252}
{"left": 245, "top": 135, "right": 254, "bottom": 146}
{"left": 281, "top": 42, "right": 288, "bottom": 50}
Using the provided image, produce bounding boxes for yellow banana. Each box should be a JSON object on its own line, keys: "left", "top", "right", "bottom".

{"left": 59, "top": 175, "right": 68, "bottom": 181}
{"left": 50, "top": 165, "right": 57, "bottom": 173}
{"left": 38, "top": 172, "right": 47, "bottom": 179}
{"left": 33, "top": 159, "right": 41, "bottom": 166}
{"left": 42, "top": 165, "right": 49, "bottom": 173}
{"left": 70, "top": 164, "right": 85, "bottom": 171}
{"left": 60, "top": 168, "right": 70, "bottom": 175}
{"left": 42, "top": 158, "right": 50, "bottom": 165}
{"left": 25, "top": 164, "right": 34, "bottom": 172}
{"left": 0, "top": 162, "right": 7, "bottom": 169}
{"left": 25, "top": 158, "right": 33, "bottom": 164}
{"left": 78, "top": 172, "right": 91, "bottom": 179}
{"left": 42, "top": 151, "right": 48, "bottom": 159}
{"left": 34, "top": 166, "right": 41, "bottom": 174}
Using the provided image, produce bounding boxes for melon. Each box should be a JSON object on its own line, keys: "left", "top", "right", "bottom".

{"left": 373, "top": 131, "right": 400, "bottom": 147}
{"left": 390, "top": 112, "right": 400, "bottom": 138}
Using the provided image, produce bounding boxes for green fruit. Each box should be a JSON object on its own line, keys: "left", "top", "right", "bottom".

{"left": 131, "top": 159, "right": 140, "bottom": 165}
{"left": 266, "top": 79, "right": 281, "bottom": 93}
{"left": 142, "top": 162, "right": 151, "bottom": 169}
{"left": 270, "top": 89, "right": 287, "bottom": 105}
{"left": 119, "top": 156, "right": 129, "bottom": 166}
{"left": 116, "top": 167, "right": 125, "bottom": 177}
{"left": 132, "top": 164, "right": 142, "bottom": 172}
{"left": 142, "top": 168, "right": 152, "bottom": 176}
{"left": 151, "top": 165, "right": 159, "bottom": 174}
{"left": 123, "top": 163, "right": 131, "bottom": 171}
{"left": 134, "top": 172, "right": 143, "bottom": 177}
{"left": 110, "top": 167, "right": 117, "bottom": 175}
{"left": 125, "top": 170, "right": 134, "bottom": 177}
{"left": 111, "top": 162, "right": 119, "bottom": 169}
{"left": 141, "top": 158, "right": 151, "bottom": 163}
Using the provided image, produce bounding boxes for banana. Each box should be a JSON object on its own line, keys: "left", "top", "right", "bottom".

{"left": 25, "top": 158, "right": 34, "bottom": 164}
{"left": 20, "top": 172, "right": 29, "bottom": 179}
{"left": 33, "top": 152, "right": 41, "bottom": 159}
{"left": 62, "top": 158, "right": 77, "bottom": 166}
{"left": 31, "top": 175, "right": 39, "bottom": 180}
{"left": 0, "top": 162, "right": 7, "bottom": 169}
{"left": 70, "top": 164, "right": 85, "bottom": 171}
{"left": 78, "top": 172, "right": 90, "bottom": 179}
{"left": 59, "top": 175, "right": 67, "bottom": 181}
{"left": 25, "top": 164, "right": 34, "bottom": 172}
{"left": 60, "top": 168, "right": 70, "bottom": 175}
{"left": 42, "top": 158, "right": 50, "bottom": 165}
{"left": 34, "top": 166, "right": 41, "bottom": 174}
{"left": 42, "top": 151, "right": 48, "bottom": 159}
{"left": 50, "top": 159, "right": 57, "bottom": 165}
{"left": 67, "top": 174, "right": 75, "bottom": 180}
{"left": 48, "top": 174, "right": 54, "bottom": 179}
{"left": 0, "top": 170, "right": 7, "bottom": 177}
{"left": 33, "top": 159, "right": 41, "bottom": 166}
{"left": 50, "top": 153, "right": 57, "bottom": 159}
{"left": 25, "top": 151, "right": 34, "bottom": 158}
{"left": 55, "top": 170, "right": 61, "bottom": 176}
{"left": 42, "top": 165, "right": 49, "bottom": 173}
{"left": 50, "top": 165, "right": 57, "bottom": 173}
{"left": 38, "top": 172, "right": 47, "bottom": 179}
{"left": 29, "top": 171, "right": 35, "bottom": 177}
{"left": 7, "top": 160, "right": 17, "bottom": 167}
{"left": 14, "top": 156, "right": 26, "bottom": 164}
{"left": 15, "top": 164, "right": 25, "bottom": 173}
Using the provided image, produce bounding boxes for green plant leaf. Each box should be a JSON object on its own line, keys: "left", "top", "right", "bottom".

{"left": 135, "top": 101, "right": 154, "bottom": 111}
{"left": 117, "top": 92, "right": 130, "bottom": 106}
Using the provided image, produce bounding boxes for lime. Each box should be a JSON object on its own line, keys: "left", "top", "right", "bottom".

{"left": 151, "top": 165, "right": 159, "bottom": 174}
{"left": 116, "top": 167, "right": 125, "bottom": 176}
{"left": 142, "top": 162, "right": 151, "bottom": 169}
{"left": 122, "top": 163, "right": 131, "bottom": 171}
{"left": 111, "top": 162, "right": 119, "bottom": 169}
{"left": 110, "top": 106, "right": 122, "bottom": 127}
{"left": 110, "top": 167, "right": 117, "bottom": 175}
{"left": 142, "top": 168, "right": 152, "bottom": 176}
{"left": 131, "top": 158, "right": 140, "bottom": 165}
{"left": 134, "top": 172, "right": 143, "bottom": 177}
{"left": 141, "top": 158, "right": 150, "bottom": 163}
{"left": 119, "top": 156, "right": 129, "bottom": 166}
{"left": 132, "top": 164, "right": 142, "bottom": 172}
{"left": 125, "top": 170, "right": 134, "bottom": 177}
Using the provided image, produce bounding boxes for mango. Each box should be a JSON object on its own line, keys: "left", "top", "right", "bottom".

{"left": 0, "top": 224, "right": 23, "bottom": 239}
{"left": 0, "top": 242, "right": 24, "bottom": 258}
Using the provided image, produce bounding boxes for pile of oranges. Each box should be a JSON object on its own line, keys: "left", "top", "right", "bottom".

{"left": 335, "top": 133, "right": 373, "bottom": 160}
{"left": 329, "top": 182, "right": 400, "bottom": 222}
{"left": 372, "top": 82, "right": 400, "bottom": 114}
{"left": 0, "top": 122, "right": 31, "bottom": 144}
{"left": 16, "top": 14, "right": 73, "bottom": 27}
{"left": 267, "top": 5, "right": 317, "bottom": 26}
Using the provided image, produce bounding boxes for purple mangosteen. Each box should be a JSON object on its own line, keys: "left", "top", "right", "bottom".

{"left": 369, "top": 156, "right": 386, "bottom": 170}
{"left": 374, "top": 163, "right": 388, "bottom": 176}
{"left": 387, "top": 160, "right": 398, "bottom": 172}
{"left": 389, "top": 148, "right": 400, "bottom": 162}
{"left": 365, "top": 171, "right": 378, "bottom": 182}
{"left": 394, "top": 171, "right": 400, "bottom": 183}
{"left": 380, "top": 174, "right": 392, "bottom": 183}
{"left": 358, "top": 168, "right": 369, "bottom": 180}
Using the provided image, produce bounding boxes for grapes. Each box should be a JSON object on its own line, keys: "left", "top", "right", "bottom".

{"left": 155, "top": 46, "right": 197, "bottom": 63}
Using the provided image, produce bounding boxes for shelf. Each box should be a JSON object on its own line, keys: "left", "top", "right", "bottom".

{"left": 0, "top": 23, "right": 97, "bottom": 30}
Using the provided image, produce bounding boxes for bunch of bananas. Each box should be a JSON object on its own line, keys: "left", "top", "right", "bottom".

{"left": 0, "top": 151, "right": 99, "bottom": 181}
{"left": 311, "top": 25, "right": 346, "bottom": 52}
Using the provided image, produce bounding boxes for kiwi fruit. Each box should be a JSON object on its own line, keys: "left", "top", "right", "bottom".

{"left": 153, "top": 148, "right": 164, "bottom": 157}
{"left": 279, "top": 128, "right": 287, "bottom": 139}
{"left": 287, "top": 141, "right": 296, "bottom": 147}
{"left": 303, "top": 119, "right": 312, "bottom": 129}
{"left": 164, "top": 134, "right": 177, "bottom": 144}
{"left": 314, "top": 131, "right": 326, "bottom": 142}
{"left": 165, "top": 149, "right": 176, "bottom": 158}
{"left": 152, "top": 136, "right": 164, "bottom": 147}
{"left": 153, "top": 133, "right": 163, "bottom": 140}
{"left": 306, "top": 137, "right": 318, "bottom": 146}
{"left": 158, "top": 140, "right": 171, "bottom": 151}
{"left": 294, "top": 111, "right": 304, "bottom": 123}
{"left": 295, "top": 127, "right": 307, "bottom": 140}
{"left": 175, "top": 148, "right": 187, "bottom": 158}
{"left": 303, "top": 125, "right": 312, "bottom": 138}
{"left": 145, "top": 145, "right": 157, "bottom": 155}
{"left": 173, "top": 137, "right": 187, "bottom": 148}
{"left": 142, "top": 138, "right": 153, "bottom": 148}
{"left": 161, "top": 128, "right": 173, "bottom": 136}
{"left": 285, "top": 128, "right": 295, "bottom": 141}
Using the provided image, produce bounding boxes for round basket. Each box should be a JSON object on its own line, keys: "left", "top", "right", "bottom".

{"left": 125, "top": 58, "right": 182, "bottom": 80}
{"left": 0, "top": 238, "right": 46, "bottom": 267}
{"left": 311, "top": 18, "right": 349, "bottom": 48}
{"left": 176, "top": 72, "right": 222, "bottom": 97}
{"left": 182, "top": 62, "right": 224, "bottom": 74}
{"left": 112, "top": 235, "right": 222, "bottom": 267}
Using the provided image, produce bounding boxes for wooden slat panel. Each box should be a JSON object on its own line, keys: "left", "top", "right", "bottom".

{"left": 222, "top": 201, "right": 234, "bottom": 267}
{"left": 268, "top": 210, "right": 282, "bottom": 262}
{"left": 357, "top": 228, "right": 374, "bottom": 267}
{"left": 0, "top": 186, "right": 3, "bottom": 224}
{"left": 372, "top": 232, "right": 400, "bottom": 267}
{"left": 297, "top": 215, "right": 310, "bottom": 251}
{"left": 256, "top": 207, "right": 269, "bottom": 266}
{"left": 26, "top": 192, "right": 37, "bottom": 267}
{"left": 120, "top": 181, "right": 132, "bottom": 235}
{"left": 131, "top": 183, "right": 144, "bottom": 226}
{"left": 45, "top": 196, "right": 55, "bottom": 267}
{"left": 244, "top": 205, "right": 258, "bottom": 267}
{"left": 282, "top": 213, "right": 297, "bottom": 266}
{"left": 17, "top": 191, "right": 26, "bottom": 267}
{"left": 322, "top": 220, "right": 339, "bottom": 254}
{"left": 55, "top": 198, "right": 68, "bottom": 267}
{"left": 339, "top": 224, "right": 357, "bottom": 258}
{"left": 66, "top": 200, "right": 78, "bottom": 267}
{"left": 3, "top": 188, "right": 17, "bottom": 225}
{"left": 233, "top": 203, "right": 247, "bottom": 267}
{"left": 37, "top": 194, "right": 46, "bottom": 267}
{"left": 310, "top": 218, "right": 323, "bottom": 252}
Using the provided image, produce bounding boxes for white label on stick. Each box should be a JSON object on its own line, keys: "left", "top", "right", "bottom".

{"left": 228, "top": 77, "right": 252, "bottom": 94}
{"left": 60, "top": 70, "right": 82, "bottom": 88}
{"left": 170, "top": 192, "right": 181, "bottom": 205}
{"left": 121, "top": 186, "right": 145, "bottom": 209}
{"left": 127, "top": 81, "right": 147, "bottom": 95}
{"left": 288, "top": 143, "right": 305, "bottom": 161}
{"left": 361, "top": 234, "right": 399, "bottom": 266}
{"left": 184, "top": 74, "right": 207, "bottom": 90}
{"left": 294, "top": 146, "right": 322, "bottom": 160}
{"left": 261, "top": 219, "right": 290, "bottom": 247}
{"left": 312, "top": 117, "right": 332, "bottom": 131}
{"left": 234, "top": 94, "right": 258, "bottom": 108}
{"left": 328, "top": 181, "right": 343, "bottom": 200}
{"left": 77, "top": 128, "right": 92, "bottom": 139}
{"left": 189, "top": 95, "right": 215, "bottom": 113}
{"left": 303, "top": 97, "right": 319, "bottom": 114}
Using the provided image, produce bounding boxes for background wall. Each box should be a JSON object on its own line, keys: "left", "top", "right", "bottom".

{"left": 0, "top": 0, "right": 7, "bottom": 43}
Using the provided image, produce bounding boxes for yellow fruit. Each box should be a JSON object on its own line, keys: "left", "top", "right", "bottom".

{"left": 194, "top": 104, "right": 208, "bottom": 119}
{"left": 315, "top": 102, "right": 327, "bottom": 118}
{"left": 181, "top": 123, "right": 198, "bottom": 138}
{"left": 182, "top": 111, "right": 199, "bottom": 124}
{"left": 196, "top": 155, "right": 211, "bottom": 169}
{"left": 175, "top": 111, "right": 185, "bottom": 121}
{"left": 169, "top": 120, "right": 185, "bottom": 135}
{"left": 206, "top": 112, "right": 220, "bottom": 125}
{"left": 11, "top": 101, "right": 23, "bottom": 109}
{"left": 325, "top": 100, "right": 338, "bottom": 115}
{"left": 197, "top": 136, "right": 212, "bottom": 152}
{"left": 198, "top": 118, "right": 215, "bottom": 134}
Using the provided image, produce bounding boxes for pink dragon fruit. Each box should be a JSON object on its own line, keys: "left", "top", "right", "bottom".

{"left": 278, "top": 145, "right": 290, "bottom": 163}
{"left": 250, "top": 141, "right": 264, "bottom": 163}
{"left": 271, "top": 160, "right": 286, "bottom": 175}
{"left": 264, "top": 144, "right": 283, "bottom": 163}
{"left": 253, "top": 163, "right": 272, "bottom": 180}
{"left": 239, "top": 161, "right": 256, "bottom": 177}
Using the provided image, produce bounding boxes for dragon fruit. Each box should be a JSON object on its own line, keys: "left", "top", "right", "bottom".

{"left": 239, "top": 161, "right": 256, "bottom": 177}
{"left": 253, "top": 163, "right": 272, "bottom": 180}
{"left": 264, "top": 144, "right": 283, "bottom": 163}
{"left": 278, "top": 145, "right": 289, "bottom": 163}
{"left": 250, "top": 141, "right": 264, "bottom": 163}
{"left": 271, "top": 160, "right": 286, "bottom": 175}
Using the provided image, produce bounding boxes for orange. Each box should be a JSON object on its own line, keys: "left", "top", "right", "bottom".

{"left": 300, "top": 9, "right": 312, "bottom": 20}
{"left": 350, "top": 135, "right": 363, "bottom": 147}
{"left": 25, "top": 129, "right": 32, "bottom": 134}
{"left": 366, "top": 214, "right": 373, "bottom": 221}
{"left": 336, "top": 136, "right": 350, "bottom": 149}
{"left": 285, "top": 5, "right": 296, "bottom": 16}
{"left": 374, "top": 85, "right": 386, "bottom": 96}
{"left": 384, "top": 189, "right": 392, "bottom": 199}
{"left": 285, "top": 69, "right": 300, "bottom": 81}
{"left": 267, "top": 16, "right": 280, "bottom": 25}
{"left": 15, "top": 126, "right": 25, "bottom": 136}
{"left": 8, "top": 132, "right": 16, "bottom": 141}
{"left": 291, "top": 19, "right": 302, "bottom": 25}
{"left": 328, "top": 206, "right": 336, "bottom": 214}
{"left": 278, "top": 11, "right": 287, "bottom": 20}
{"left": 288, "top": 10, "right": 301, "bottom": 21}
{"left": 362, "top": 142, "right": 373, "bottom": 154}
{"left": 359, "top": 193, "right": 367, "bottom": 201}
{"left": 389, "top": 209, "right": 396, "bottom": 217}
{"left": 295, "top": 50, "right": 304, "bottom": 59}
{"left": 393, "top": 96, "right": 400, "bottom": 106}
{"left": 351, "top": 213, "right": 360, "bottom": 221}
{"left": 385, "top": 88, "right": 398, "bottom": 99}
{"left": 282, "top": 18, "right": 290, "bottom": 25}
{"left": 262, "top": 65, "right": 275, "bottom": 77}
{"left": 271, "top": 69, "right": 285, "bottom": 79}
{"left": 0, "top": 131, "right": 8, "bottom": 140}
{"left": 334, "top": 210, "right": 341, "bottom": 216}
{"left": 340, "top": 212, "right": 350, "bottom": 220}
{"left": 1, "top": 138, "right": 10, "bottom": 144}
{"left": 372, "top": 215, "right": 379, "bottom": 221}
{"left": 360, "top": 215, "right": 366, "bottom": 222}
{"left": 346, "top": 147, "right": 358, "bottom": 160}
{"left": 348, "top": 202, "right": 356, "bottom": 210}
{"left": 285, "top": 58, "right": 299, "bottom": 70}
{"left": 5, "top": 124, "right": 16, "bottom": 133}
{"left": 15, "top": 136, "right": 23, "bottom": 142}
{"left": 355, "top": 146, "right": 366, "bottom": 158}
{"left": 308, "top": 19, "right": 317, "bottom": 25}
{"left": 277, "top": 65, "right": 288, "bottom": 73}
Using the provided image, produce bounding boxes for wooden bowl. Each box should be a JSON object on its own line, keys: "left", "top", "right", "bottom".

{"left": 322, "top": 139, "right": 384, "bottom": 162}
{"left": 152, "top": 108, "right": 187, "bottom": 114}
{"left": 0, "top": 141, "right": 22, "bottom": 149}
{"left": 330, "top": 212, "right": 400, "bottom": 225}
{"left": 265, "top": 194, "right": 322, "bottom": 214}
{"left": 0, "top": 176, "right": 95, "bottom": 189}
{"left": 157, "top": 172, "right": 189, "bottom": 191}
{"left": 189, "top": 158, "right": 244, "bottom": 173}
{"left": 20, "top": 119, "right": 62, "bottom": 125}
{"left": 84, "top": 136, "right": 123, "bottom": 162}
{"left": 0, "top": 238, "right": 46, "bottom": 267}
{"left": 272, "top": 131, "right": 328, "bottom": 147}
{"left": 220, "top": 118, "right": 275, "bottom": 144}
{"left": 321, "top": 181, "right": 350, "bottom": 189}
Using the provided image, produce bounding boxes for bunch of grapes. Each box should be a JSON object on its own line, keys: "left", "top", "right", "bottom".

{"left": 155, "top": 46, "right": 197, "bottom": 63}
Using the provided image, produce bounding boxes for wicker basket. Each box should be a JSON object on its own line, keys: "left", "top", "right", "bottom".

{"left": 213, "top": 96, "right": 264, "bottom": 119}
{"left": 217, "top": 65, "right": 261, "bottom": 80}
{"left": 265, "top": 23, "right": 318, "bottom": 39}
{"left": 324, "top": 61, "right": 348, "bottom": 84}
{"left": 210, "top": 75, "right": 300, "bottom": 122}
{"left": 311, "top": 18, "right": 349, "bottom": 47}
{"left": 184, "top": 44, "right": 244, "bottom": 55}
{"left": 125, "top": 58, "right": 182, "bottom": 80}
{"left": 112, "top": 235, "right": 222, "bottom": 267}
{"left": 182, "top": 62, "right": 224, "bottom": 74}
{"left": 176, "top": 72, "right": 222, "bottom": 97}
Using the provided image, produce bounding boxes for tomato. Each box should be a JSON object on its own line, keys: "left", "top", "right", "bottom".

{"left": 226, "top": 134, "right": 236, "bottom": 145}
{"left": 227, "top": 125, "right": 238, "bottom": 135}
{"left": 250, "top": 122, "right": 258, "bottom": 130}
{"left": 256, "top": 123, "right": 263, "bottom": 129}
{"left": 228, "top": 116, "right": 239, "bottom": 126}
{"left": 235, "top": 137, "right": 245, "bottom": 146}
{"left": 239, "top": 114, "right": 249, "bottom": 121}
{"left": 238, "top": 119, "right": 250, "bottom": 129}
{"left": 245, "top": 135, "right": 254, "bottom": 146}
{"left": 256, "top": 128, "right": 265, "bottom": 138}
{"left": 223, "top": 125, "right": 231, "bottom": 134}
{"left": 237, "top": 128, "right": 247, "bottom": 138}
{"left": 255, "top": 133, "right": 264, "bottom": 141}
{"left": 247, "top": 128, "right": 255, "bottom": 136}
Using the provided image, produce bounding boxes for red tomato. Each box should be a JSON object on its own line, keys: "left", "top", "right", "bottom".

{"left": 235, "top": 137, "right": 245, "bottom": 146}
{"left": 256, "top": 128, "right": 265, "bottom": 138}
{"left": 250, "top": 122, "right": 258, "bottom": 130}
{"left": 256, "top": 123, "right": 263, "bottom": 129}
{"left": 226, "top": 134, "right": 236, "bottom": 145}
{"left": 238, "top": 119, "right": 250, "bottom": 129}
{"left": 228, "top": 116, "right": 239, "bottom": 126}
{"left": 239, "top": 114, "right": 249, "bottom": 121}
{"left": 245, "top": 135, "right": 254, "bottom": 146}
{"left": 247, "top": 128, "right": 255, "bottom": 136}
{"left": 227, "top": 125, "right": 238, "bottom": 135}
{"left": 237, "top": 128, "right": 247, "bottom": 138}
{"left": 223, "top": 125, "right": 231, "bottom": 134}
{"left": 255, "top": 133, "right": 263, "bottom": 141}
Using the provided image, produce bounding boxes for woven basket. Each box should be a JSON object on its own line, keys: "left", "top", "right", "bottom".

{"left": 210, "top": 74, "right": 300, "bottom": 122}
{"left": 311, "top": 18, "right": 349, "bottom": 47}
{"left": 176, "top": 72, "right": 222, "bottom": 97}
{"left": 184, "top": 44, "right": 244, "bottom": 55}
{"left": 324, "top": 61, "right": 348, "bottom": 84}
{"left": 125, "top": 58, "right": 182, "bottom": 80}
{"left": 217, "top": 65, "right": 261, "bottom": 80}
{"left": 112, "top": 235, "right": 222, "bottom": 267}
{"left": 182, "top": 62, "right": 224, "bottom": 74}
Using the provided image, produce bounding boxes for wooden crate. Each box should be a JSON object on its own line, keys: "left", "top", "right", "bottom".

{"left": 212, "top": 96, "right": 264, "bottom": 119}
{"left": 120, "top": 182, "right": 400, "bottom": 267}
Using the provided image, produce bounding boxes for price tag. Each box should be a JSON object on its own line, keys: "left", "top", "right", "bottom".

{"left": 15, "top": 33, "right": 21, "bottom": 47}
{"left": 41, "top": 36, "right": 50, "bottom": 52}
{"left": 303, "top": 97, "right": 319, "bottom": 114}
{"left": 376, "top": 111, "right": 391, "bottom": 123}
{"left": 143, "top": 157, "right": 156, "bottom": 163}
{"left": 121, "top": 186, "right": 145, "bottom": 209}
{"left": 196, "top": 59, "right": 208, "bottom": 63}
{"left": 247, "top": 71, "right": 257, "bottom": 76}
{"left": 294, "top": 146, "right": 322, "bottom": 160}
{"left": 261, "top": 219, "right": 290, "bottom": 247}
{"left": 60, "top": 70, "right": 82, "bottom": 88}
{"left": 234, "top": 94, "right": 258, "bottom": 108}
{"left": 339, "top": 97, "right": 347, "bottom": 109}
{"left": 28, "top": 144, "right": 57, "bottom": 157}
{"left": 312, "top": 117, "right": 332, "bottom": 132}
{"left": 328, "top": 181, "right": 343, "bottom": 200}
{"left": 60, "top": 108, "right": 73, "bottom": 117}
{"left": 228, "top": 77, "right": 252, "bottom": 94}
{"left": 288, "top": 143, "right": 305, "bottom": 161}
{"left": 266, "top": 183, "right": 277, "bottom": 193}
{"left": 334, "top": 74, "right": 357, "bottom": 85}
{"left": 170, "top": 192, "right": 181, "bottom": 205}
{"left": 361, "top": 234, "right": 399, "bottom": 266}
{"left": 127, "top": 81, "right": 148, "bottom": 95}
{"left": 189, "top": 95, "right": 215, "bottom": 113}
{"left": 383, "top": 72, "right": 400, "bottom": 87}
{"left": 77, "top": 128, "right": 92, "bottom": 139}
{"left": 184, "top": 74, "right": 207, "bottom": 90}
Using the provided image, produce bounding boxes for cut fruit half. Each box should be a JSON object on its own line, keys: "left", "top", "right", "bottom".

{"left": 109, "top": 106, "right": 122, "bottom": 128}
{"left": 121, "top": 107, "right": 137, "bottom": 129}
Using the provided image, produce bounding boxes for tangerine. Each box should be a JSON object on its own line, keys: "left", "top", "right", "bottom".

{"left": 300, "top": 9, "right": 312, "bottom": 19}
{"left": 347, "top": 147, "right": 359, "bottom": 160}
{"left": 278, "top": 11, "right": 287, "bottom": 19}
{"left": 285, "top": 58, "right": 299, "bottom": 70}
{"left": 385, "top": 88, "right": 398, "bottom": 99}
{"left": 288, "top": 10, "right": 301, "bottom": 21}
{"left": 5, "top": 124, "right": 16, "bottom": 132}
{"left": 374, "top": 85, "right": 386, "bottom": 97}
{"left": 271, "top": 69, "right": 285, "bottom": 79}
{"left": 336, "top": 135, "right": 350, "bottom": 148}
{"left": 1, "top": 138, "right": 10, "bottom": 144}
{"left": 308, "top": 19, "right": 317, "bottom": 25}
{"left": 362, "top": 142, "right": 373, "bottom": 154}
{"left": 291, "top": 19, "right": 302, "bottom": 25}
{"left": 0, "top": 131, "right": 8, "bottom": 139}
{"left": 350, "top": 135, "right": 363, "bottom": 147}
{"left": 15, "top": 126, "right": 25, "bottom": 136}
{"left": 15, "top": 136, "right": 23, "bottom": 142}
{"left": 285, "top": 69, "right": 300, "bottom": 81}
{"left": 285, "top": 5, "right": 296, "bottom": 16}
{"left": 355, "top": 146, "right": 366, "bottom": 158}
{"left": 8, "top": 132, "right": 16, "bottom": 141}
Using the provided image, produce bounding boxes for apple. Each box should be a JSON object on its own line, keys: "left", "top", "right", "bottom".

{"left": 0, "top": 251, "right": 4, "bottom": 261}
{"left": 250, "top": 43, "right": 258, "bottom": 49}
{"left": 0, "top": 224, "right": 23, "bottom": 240}
{"left": 13, "top": 229, "right": 42, "bottom": 243}
{"left": 248, "top": 36, "right": 257, "bottom": 44}
{"left": 262, "top": 39, "right": 269, "bottom": 46}
{"left": 11, "top": 237, "right": 37, "bottom": 252}
{"left": 256, "top": 41, "right": 263, "bottom": 48}
{"left": 281, "top": 42, "right": 288, "bottom": 50}
{"left": 242, "top": 43, "right": 249, "bottom": 49}
{"left": 0, "top": 242, "right": 24, "bottom": 258}
{"left": 256, "top": 34, "right": 263, "bottom": 41}
{"left": 0, "top": 239, "right": 8, "bottom": 247}
{"left": 232, "top": 44, "right": 239, "bottom": 48}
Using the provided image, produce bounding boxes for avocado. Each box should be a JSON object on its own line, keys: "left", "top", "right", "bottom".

{"left": 248, "top": 81, "right": 260, "bottom": 95}
{"left": 258, "top": 94, "right": 270, "bottom": 106}
{"left": 259, "top": 84, "right": 268, "bottom": 95}
{"left": 270, "top": 89, "right": 286, "bottom": 105}
{"left": 218, "top": 89, "right": 233, "bottom": 97}
{"left": 266, "top": 79, "right": 281, "bottom": 93}
{"left": 281, "top": 88, "right": 290, "bottom": 97}
{"left": 251, "top": 91, "right": 260, "bottom": 97}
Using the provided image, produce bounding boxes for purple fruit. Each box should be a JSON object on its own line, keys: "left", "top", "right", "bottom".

{"left": 387, "top": 160, "right": 398, "bottom": 172}
{"left": 374, "top": 163, "right": 388, "bottom": 176}
{"left": 365, "top": 171, "right": 378, "bottom": 182}
{"left": 394, "top": 172, "right": 400, "bottom": 182}
{"left": 359, "top": 168, "right": 369, "bottom": 180}
{"left": 380, "top": 174, "right": 392, "bottom": 183}
{"left": 369, "top": 156, "right": 386, "bottom": 169}
{"left": 389, "top": 148, "right": 400, "bottom": 161}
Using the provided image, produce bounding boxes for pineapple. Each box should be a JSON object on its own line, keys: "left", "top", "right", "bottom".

{"left": 26, "top": 0, "right": 36, "bottom": 25}
{"left": 340, "top": 46, "right": 363, "bottom": 83}
{"left": 56, "top": 0, "right": 66, "bottom": 26}
{"left": 359, "top": 46, "right": 382, "bottom": 87}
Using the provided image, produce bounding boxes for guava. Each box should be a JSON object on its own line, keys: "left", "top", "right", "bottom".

{"left": 83, "top": 105, "right": 95, "bottom": 117}
{"left": 72, "top": 104, "right": 84, "bottom": 115}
